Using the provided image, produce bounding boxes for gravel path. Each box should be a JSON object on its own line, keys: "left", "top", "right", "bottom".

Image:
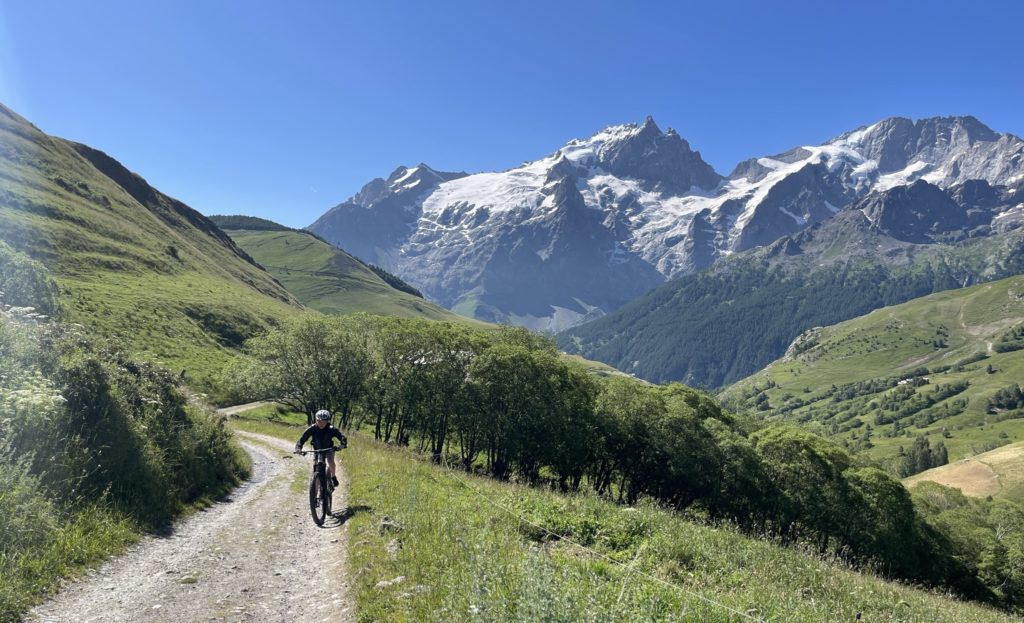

{"left": 28, "top": 432, "right": 354, "bottom": 623}
{"left": 216, "top": 401, "right": 272, "bottom": 417}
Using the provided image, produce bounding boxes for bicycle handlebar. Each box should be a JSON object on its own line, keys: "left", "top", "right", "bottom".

{"left": 296, "top": 446, "right": 343, "bottom": 455}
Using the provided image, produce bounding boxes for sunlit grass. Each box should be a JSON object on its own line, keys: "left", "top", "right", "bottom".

{"left": 724, "top": 275, "right": 1024, "bottom": 480}
{"left": 341, "top": 437, "right": 1016, "bottom": 622}
{"left": 0, "top": 506, "right": 136, "bottom": 623}
{"left": 226, "top": 408, "right": 1017, "bottom": 622}
{"left": 224, "top": 229, "right": 475, "bottom": 324}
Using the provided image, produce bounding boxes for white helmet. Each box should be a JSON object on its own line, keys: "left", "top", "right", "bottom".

{"left": 315, "top": 409, "right": 331, "bottom": 422}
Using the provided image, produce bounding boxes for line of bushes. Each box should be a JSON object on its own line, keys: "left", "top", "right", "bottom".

{"left": 224, "top": 313, "right": 1024, "bottom": 611}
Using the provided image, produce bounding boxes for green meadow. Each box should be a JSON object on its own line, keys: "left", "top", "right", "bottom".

{"left": 222, "top": 227, "right": 477, "bottom": 324}
{"left": 230, "top": 407, "right": 1017, "bottom": 623}
{"left": 724, "top": 275, "right": 1024, "bottom": 478}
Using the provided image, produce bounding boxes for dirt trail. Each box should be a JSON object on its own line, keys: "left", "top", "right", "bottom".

{"left": 217, "top": 401, "right": 272, "bottom": 417}
{"left": 28, "top": 432, "right": 354, "bottom": 623}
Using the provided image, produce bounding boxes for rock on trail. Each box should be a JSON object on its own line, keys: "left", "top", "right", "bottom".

{"left": 28, "top": 432, "right": 353, "bottom": 623}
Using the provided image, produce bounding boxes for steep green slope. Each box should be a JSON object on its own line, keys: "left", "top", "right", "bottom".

{"left": 0, "top": 103, "right": 303, "bottom": 386}
{"left": 214, "top": 221, "right": 477, "bottom": 323}
{"left": 0, "top": 242, "right": 250, "bottom": 622}
{"left": 721, "top": 275, "right": 1024, "bottom": 472}
{"left": 560, "top": 206, "right": 1024, "bottom": 388}
{"left": 234, "top": 413, "right": 1020, "bottom": 622}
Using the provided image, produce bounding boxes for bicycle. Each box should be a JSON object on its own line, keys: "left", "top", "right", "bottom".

{"left": 297, "top": 446, "right": 342, "bottom": 526}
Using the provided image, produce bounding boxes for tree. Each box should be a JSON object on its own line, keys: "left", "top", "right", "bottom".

{"left": 228, "top": 315, "right": 371, "bottom": 426}
{"left": 590, "top": 376, "right": 666, "bottom": 502}
{"left": 898, "top": 436, "right": 947, "bottom": 478}
{"left": 752, "top": 427, "right": 854, "bottom": 550}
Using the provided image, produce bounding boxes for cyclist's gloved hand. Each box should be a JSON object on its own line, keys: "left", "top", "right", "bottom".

{"left": 293, "top": 445, "right": 301, "bottom": 454}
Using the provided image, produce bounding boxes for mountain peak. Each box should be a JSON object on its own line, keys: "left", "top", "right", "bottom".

{"left": 564, "top": 117, "right": 721, "bottom": 192}
{"left": 640, "top": 115, "right": 660, "bottom": 133}
{"left": 826, "top": 114, "right": 1021, "bottom": 186}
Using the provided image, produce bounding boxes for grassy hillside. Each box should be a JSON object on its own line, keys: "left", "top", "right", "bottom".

{"left": 0, "top": 246, "right": 251, "bottom": 622}
{"left": 722, "top": 274, "right": 1024, "bottom": 473}
{"left": 217, "top": 225, "right": 475, "bottom": 323}
{"left": 560, "top": 210, "right": 1024, "bottom": 389}
{"left": 906, "top": 441, "right": 1024, "bottom": 503}
{"left": 233, "top": 410, "right": 1018, "bottom": 623}
{"left": 0, "top": 103, "right": 304, "bottom": 387}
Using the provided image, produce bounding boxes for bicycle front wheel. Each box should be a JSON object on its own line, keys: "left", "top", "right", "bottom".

{"left": 322, "top": 474, "right": 332, "bottom": 519}
{"left": 309, "top": 471, "right": 326, "bottom": 526}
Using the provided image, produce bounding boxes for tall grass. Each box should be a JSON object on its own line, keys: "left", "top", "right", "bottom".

{"left": 0, "top": 299, "right": 251, "bottom": 622}
{"left": 0, "top": 499, "right": 135, "bottom": 623}
{"left": 339, "top": 438, "right": 1016, "bottom": 622}
{"left": 231, "top": 410, "right": 1016, "bottom": 622}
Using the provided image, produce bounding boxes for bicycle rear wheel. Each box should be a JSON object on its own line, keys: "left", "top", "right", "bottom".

{"left": 309, "top": 470, "right": 326, "bottom": 526}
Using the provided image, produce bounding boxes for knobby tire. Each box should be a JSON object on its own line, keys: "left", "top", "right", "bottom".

{"left": 322, "top": 472, "right": 332, "bottom": 519}
{"left": 309, "top": 468, "right": 326, "bottom": 526}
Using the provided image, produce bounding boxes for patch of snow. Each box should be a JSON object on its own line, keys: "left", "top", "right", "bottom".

{"left": 831, "top": 121, "right": 881, "bottom": 147}
{"left": 994, "top": 204, "right": 1024, "bottom": 220}
{"left": 824, "top": 200, "right": 840, "bottom": 213}
{"left": 391, "top": 166, "right": 419, "bottom": 186}
{"left": 422, "top": 162, "right": 548, "bottom": 216}
{"left": 779, "top": 206, "right": 806, "bottom": 225}
{"left": 757, "top": 157, "right": 786, "bottom": 170}
{"left": 851, "top": 159, "right": 878, "bottom": 182}
{"left": 559, "top": 122, "right": 646, "bottom": 165}
{"left": 875, "top": 161, "right": 933, "bottom": 191}
{"left": 731, "top": 147, "right": 831, "bottom": 235}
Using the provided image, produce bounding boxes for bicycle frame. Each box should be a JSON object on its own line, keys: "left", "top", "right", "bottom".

{"left": 299, "top": 446, "right": 339, "bottom": 526}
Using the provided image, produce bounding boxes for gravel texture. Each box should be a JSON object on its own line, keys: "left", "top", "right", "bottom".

{"left": 28, "top": 432, "right": 353, "bottom": 623}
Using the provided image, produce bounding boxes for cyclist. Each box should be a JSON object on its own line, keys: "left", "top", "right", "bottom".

{"left": 294, "top": 409, "right": 347, "bottom": 487}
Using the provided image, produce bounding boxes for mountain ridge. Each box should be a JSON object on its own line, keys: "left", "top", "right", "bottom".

{"left": 309, "top": 114, "right": 1024, "bottom": 331}
{"left": 559, "top": 177, "right": 1024, "bottom": 387}
{"left": 208, "top": 214, "right": 479, "bottom": 323}
{"left": 0, "top": 102, "right": 303, "bottom": 387}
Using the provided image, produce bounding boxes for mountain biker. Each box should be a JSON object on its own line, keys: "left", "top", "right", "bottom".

{"left": 294, "top": 409, "right": 347, "bottom": 487}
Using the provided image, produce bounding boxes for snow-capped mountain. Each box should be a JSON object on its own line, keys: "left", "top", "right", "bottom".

{"left": 308, "top": 115, "right": 1024, "bottom": 331}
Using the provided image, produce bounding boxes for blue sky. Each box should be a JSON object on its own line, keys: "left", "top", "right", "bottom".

{"left": 2, "top": 0, "right": 1022, "bottom": 228}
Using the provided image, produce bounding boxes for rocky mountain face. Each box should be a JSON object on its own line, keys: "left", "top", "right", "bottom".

{"left": 309, "top": 115, "right": 1024, "bottom": 331}
{"left": 558, "top": 177, "right": 1024, "bottom": 387}
{"left": 310, "top": 117, "right": 714, "bottom": 330}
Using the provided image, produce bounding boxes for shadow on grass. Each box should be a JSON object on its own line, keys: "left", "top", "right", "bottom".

{"left": 329, "top": 504, "right": 373, "bottom": 528}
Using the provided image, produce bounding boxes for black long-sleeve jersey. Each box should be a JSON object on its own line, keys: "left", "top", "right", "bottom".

{"left": 296, "top": 424, "right": 347, "bottom": 450}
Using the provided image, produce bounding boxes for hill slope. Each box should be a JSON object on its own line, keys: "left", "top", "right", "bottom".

{"left": 721, "top": 274, "right": 1024, "bottom": 471}
{"left": 560, "top": 179, "right": 1024, "bottom": 387}
{"left": 212, "top": 218, "right": 475, "bottom": 323}
{"left": 232, "top": 414, "right": 1020, "bottom": 622}
{"left": 906, "top": 441, "right": 1024, "bottom": 504}
{"left": 0, "top": 103, "right": 303, "bottom": 386}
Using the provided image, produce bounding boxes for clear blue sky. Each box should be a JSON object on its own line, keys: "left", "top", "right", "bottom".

{"left": 2, "top": 1, "right": 1022, "bottom": 228}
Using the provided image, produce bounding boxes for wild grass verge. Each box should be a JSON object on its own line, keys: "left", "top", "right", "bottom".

{"left": 0, "top": 271, "right": 253, "bottom": 622}
{"left": 340, "top": 439, "right": 1017, "bottom": 623}
{"left": 0, "top": 504, "right": 136, "bottom": 623}
{"left": 228, "top": 411, "right": 1017, "bottom": 622}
